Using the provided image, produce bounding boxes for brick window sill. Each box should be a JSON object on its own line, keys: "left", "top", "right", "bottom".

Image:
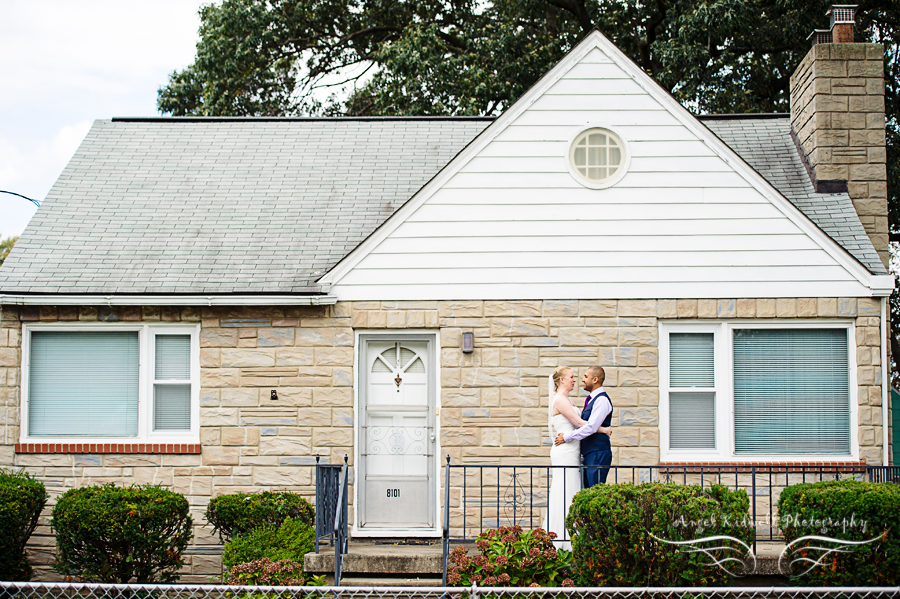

{"left": 15, "top": 443, "right": 201, "bottom": 454}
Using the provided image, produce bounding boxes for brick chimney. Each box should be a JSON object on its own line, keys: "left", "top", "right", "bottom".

{"left": 790, "top": 4, "right": 888, "bottom": 267}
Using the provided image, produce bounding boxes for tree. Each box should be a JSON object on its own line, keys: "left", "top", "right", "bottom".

{"left": 0, "top": 236, "right": 17, "bottom": 268}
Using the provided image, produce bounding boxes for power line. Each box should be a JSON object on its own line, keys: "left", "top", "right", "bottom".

{"left": 0, "top": 190, "right": 41, "bottom": 207}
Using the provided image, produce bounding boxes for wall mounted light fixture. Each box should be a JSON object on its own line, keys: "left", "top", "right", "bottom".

{"left": 462, "top": 332, "right": 474, "bottom": 354}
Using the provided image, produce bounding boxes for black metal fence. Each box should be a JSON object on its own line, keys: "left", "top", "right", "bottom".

{"left": 441, "top": 460, "right": 900, "bottom": 583}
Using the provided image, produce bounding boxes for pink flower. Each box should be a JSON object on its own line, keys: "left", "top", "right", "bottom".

{"left": 498, "top": 573, "right": 511, "bottom": 584}
{"left": 495, "top": 555, "right": 508, "bottom": 566}
{"left": 476, "top": 539, "right": 490, "bottom": 552}
{"left": 502, "top": 534, "right": 517, "bottom": 543}
{"left": 483, "top": 576, "right": 498, "bottom": 586}
{"left": 562, "top": 578, "right": 575, "bottom": 587}
{"left": 529, "top": 547, "right": 541, "bottom": 556}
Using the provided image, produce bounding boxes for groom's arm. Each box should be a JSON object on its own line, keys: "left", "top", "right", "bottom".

{"left": 563, "top": 398, "right": 611, "bottom": 443}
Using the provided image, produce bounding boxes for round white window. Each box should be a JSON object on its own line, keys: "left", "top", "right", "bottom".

{"left": 568, "top": 127, "right": 627, "bottom": 186}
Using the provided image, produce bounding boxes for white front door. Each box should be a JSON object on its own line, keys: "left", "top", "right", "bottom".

{"left": 358, "top": 335, "right": 436, "bottom": 531}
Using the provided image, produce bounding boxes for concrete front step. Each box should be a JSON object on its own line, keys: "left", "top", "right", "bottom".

{"left": 305, "top": 541, "right": 458, "bottom": 576}
{"left": 339, "top": 577, "right": 444, "bottom": 587}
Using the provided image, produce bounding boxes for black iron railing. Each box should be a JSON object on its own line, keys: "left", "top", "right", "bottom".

{"left": 314, "top": 455, "right": 350, "bottom": 585}
{"left": 440, "top": 458, "right": 899, "bottom": 583}
{"left": 314, "top": 456, "right": 343, "bottom": 553}
{"left": 334, "top": 457, "right": 350, "bottom": 585}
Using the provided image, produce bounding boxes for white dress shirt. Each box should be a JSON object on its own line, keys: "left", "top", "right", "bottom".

{"left": 563, "top": 386, "right": 612, "bottom": 443}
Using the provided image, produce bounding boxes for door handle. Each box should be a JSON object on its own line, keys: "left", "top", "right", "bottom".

{"left": 430, "top": 433, "right": 436, "bottom": 442}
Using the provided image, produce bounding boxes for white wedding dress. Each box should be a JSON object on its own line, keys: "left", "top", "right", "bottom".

{"left": 543, "top": 406, "right": 582, "bottom": 550}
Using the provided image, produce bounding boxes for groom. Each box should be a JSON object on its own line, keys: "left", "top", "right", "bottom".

{"left": 554, "top": 366, "right": 613, "bottom": 486}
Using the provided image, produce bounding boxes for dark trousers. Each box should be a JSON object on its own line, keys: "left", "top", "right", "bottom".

{"left": 582, "top": 449, "right": 613, "bottom": 487}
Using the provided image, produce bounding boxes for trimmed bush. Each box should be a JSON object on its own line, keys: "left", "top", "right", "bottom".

{"left": 567, "top": 482, "right": 753, "bottom": 586}
{"left": 223, "top": 517, "right": 315, "bottom": 570}
{"left": 226, "top": 558, "right": 326, "bottom": 586}
{"left": 0, "top": 469, "right": 48, "bottom": 581}
{"left": 51, "top": 484, "right": 192, "bottom": 583}
{"left": 447, "top": 526, "right": 574, "bottom": 587}
{"left": 778, "top": 480, "right": 900, "bottom": 585}
{"left": 206, "top": 491, "right": 314, "bottom": 542}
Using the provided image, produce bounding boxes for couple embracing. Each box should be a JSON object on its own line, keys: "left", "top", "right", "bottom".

{"left": 543, "top": 365, "right": 613, "bottom": 550}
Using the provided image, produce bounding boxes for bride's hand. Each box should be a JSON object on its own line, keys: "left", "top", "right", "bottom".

{"left": 600, "top": 426, "right": 612, "bottom": 437}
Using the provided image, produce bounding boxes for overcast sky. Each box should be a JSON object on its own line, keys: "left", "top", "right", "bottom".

{"left": 0, "top": 1, "right": 210, "bottom": 239}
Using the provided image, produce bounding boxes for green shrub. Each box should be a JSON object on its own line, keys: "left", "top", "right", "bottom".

{"left": 447, "top": 526, "right": 574, "bottom": 587}
{"left": 51, "top": 484, "right": 192, "bottom": 583}
{"left": 0, "top": 469, "right": 48, "bottom": 581}
{"left": 223, "top": 517, "right": 316, "bottom": 570}
{"left": 226, "top": 558, "right": 326, "bottom": 586}
{"left": 778, "top": 480, "right": 900, "bottom": 585}
{"left": 567, "top": 482, "right": 753, "bottom": 586}
{"left": 206, "top": 491, "right": 314, "bottom": 542}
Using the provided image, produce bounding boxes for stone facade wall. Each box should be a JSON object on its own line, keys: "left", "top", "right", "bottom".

{"left": 790, "top": 42, "right": 888, "bottom": 267}
{"left": 0, "top": 297, "right": 886, "bottom": 580}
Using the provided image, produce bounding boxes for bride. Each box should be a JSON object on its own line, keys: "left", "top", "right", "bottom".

{"left": 543, "top": 365, "right": 611, "bottom": 550}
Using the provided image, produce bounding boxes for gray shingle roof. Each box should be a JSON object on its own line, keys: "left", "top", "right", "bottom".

{"left": 0, "top": 118, "right": 491, "bottom": 294}
{"left": 0, "top": 113, "right": 884, "bottom": 295}
{"left": 702, "top": 115, "right": 887, "bottom": 275}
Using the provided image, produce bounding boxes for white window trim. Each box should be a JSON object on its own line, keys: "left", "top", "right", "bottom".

{"left": 564, "top": 124, "right": 631, "bottom": 190}
{"left": 659, "top": 319, "right": 858, "bottom": 463}
{"left": 20, "top": 322, "right": 201, "bottom": 444}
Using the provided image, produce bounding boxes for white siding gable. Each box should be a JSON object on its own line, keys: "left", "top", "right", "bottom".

{"left": 324, "top": 33, "right": 888, "bottom": 301}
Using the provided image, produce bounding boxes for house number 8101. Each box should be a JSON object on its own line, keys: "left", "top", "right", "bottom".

{"left": 387, "top": 489, "right": 400, "bottom": 498}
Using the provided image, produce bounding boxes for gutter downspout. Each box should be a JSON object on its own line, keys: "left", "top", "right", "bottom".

{"left": 882, "top": 296, "right": 890, "bottom": 466}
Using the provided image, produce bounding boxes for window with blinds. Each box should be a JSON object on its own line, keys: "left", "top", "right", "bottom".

{"left": 29, "top": 331, "right": 139, "bottom": 437}
{"left": 25, "top": 325, "right": 196, "bottom": 440}
{"left": 668, "top": 333, "right": 716, "bottom": 450}
{"left": 153, "top": 334, "right": 192, "bottom": 431}
{"left": 733, "top": 328, "right": 850, "bottom": 454}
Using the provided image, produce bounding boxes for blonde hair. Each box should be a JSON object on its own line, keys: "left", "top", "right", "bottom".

{"left": 552, "top": 365, "right": 573, "bottom": 392}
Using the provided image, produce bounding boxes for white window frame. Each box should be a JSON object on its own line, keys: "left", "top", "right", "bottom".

{"left": 565, "top": 124, "right": 631, "bottom": 189}
{"left": 20, "top": 322, "right": 201, "bottom": 444}
{"left": 659, "top": 320, "right": 858, "bottom": 463}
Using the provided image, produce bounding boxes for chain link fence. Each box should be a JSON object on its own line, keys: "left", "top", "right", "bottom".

{"left": 2, "top": 583, "right": 899, "bottom": 599}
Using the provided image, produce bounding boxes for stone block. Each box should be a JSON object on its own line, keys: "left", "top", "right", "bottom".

{"left": 639, "top": 428, "right": 660, "bottom": 447}
{"left": 618, "top": 408, "right": 659, "bottom": 426}
{"left": 461, "top": 368, "right": 520, "bottom": 387}
{"left": 442, "top": 368, "right": 461, "bottom": 387}
{"left": 260, "top": 437, "right": 312, "bottom": 455}
{"left": 618, "top": 328, "right": 658, "bottom": 347}
{"left": 697, "top": 299, "right": 716, "bottom": 318}
{"left": 333, "top": 367, "right": 353, "bottom": 386}
{"left": 483, "top": 301, "right": 542, "bottom": 317}
{"left": 656, "top": 299, "right": 677, "bottom": 318}
{"left": 200, "top": 329, "right": 238, "bottom": 348}
{"left": 297, "top": 408, "right": 332, "bottom": 427}
{"left": 858, "top": 298, "right": 880, "bottom": 317}
{"left": 439, "top": 301, "right": 484, "bottom": 317}
{"left": 579, "top": 300, "right": 617, "bottom": 317}
{"left": 313, "top": 387, "right": 352, "bottom": 407}
{"left": 200, "top": 348, "right": 220, "bottom": 368}
{"left": 202, "top": 447, "right": 240, "bottom": 466}
{"left": 272, "top": 387, "right": 312, "bottom": 406}
{"left": 796, "top": 298, "right": 817, "bottom": 317}
{"left": 0, "top": 349, "right": 16, "bottom": 367}
{"left": 295, "top": 328, "right": 335, "bottom": 346}
{"left": 253, "top": 467, "right": 310, "bottom": 486}
{"left": 617, "top": 368, "right": 658, "bottom": 387}
{"left": 756, "top": 299, "right": 776, "bottom": 318}
{"left": 500, "top": 387, "right": 540, "bottom": 407}
{"left": 637, "top": 349, "right": 658, "bottom": 367}
{"left": 838, "top": 298, "right": 858, "bottom": 317}
{"left": 367, "top": 311, "right": 387, "bottom": 328}
{"left": 816, "top": 298, "right": 837, "bottom": 317}
{"left": 274, "top": 348, "right": 314, "bottom": 366}
{"left": 618, "top": 447, "right": 660, "bottom": 465}
{"left": 219, "top": 388, "right": 257, "bottom": 407}
{"left": 717, "top": 299, "right": 736, "bottom": 318}
{"left": 559, "top": 328, "right": 616, "bottom": 347}
{"left": 220, "top": 349, "right": 275, "bottom": 368}
{"left": 201, "top": 408, "right": 239, "bottom": 426}
{"left": 441, "top": 429, "right": 479, "bottom": 446}
{"left": 500, "top": 428, "right": 541, "bottom": 446}
{"left": 490, "top": 318, "right": 548, "bottom": 337}
{"left": 618, "top": 300, "right": 657, "bottom": 317}
{"left": 543, "top": 300, "right": 579, "bottom": 317}
{"left": 499, "top": 348, "right": 539, "bottom": 367}
{"left": 441, "top": 328, "right": 462, "bottom": 348}
{"left": 775, "top": 298, "right": 797, "bottom": 318}
{"left": 735, "top": 299, "right": 755, "bottom": 318}
{"left": 676, "top": 300, "right": 698, "bottom": 318}
{"left": 258, "top": 328, "right": 294, "bottom": 347}
{"left": 312, "top": 428, "right": 352, "bottom": 447}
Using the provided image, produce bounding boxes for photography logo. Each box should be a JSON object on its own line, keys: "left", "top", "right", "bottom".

{"left": 651, "top": 523, "right": 883, "bottom": 576}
